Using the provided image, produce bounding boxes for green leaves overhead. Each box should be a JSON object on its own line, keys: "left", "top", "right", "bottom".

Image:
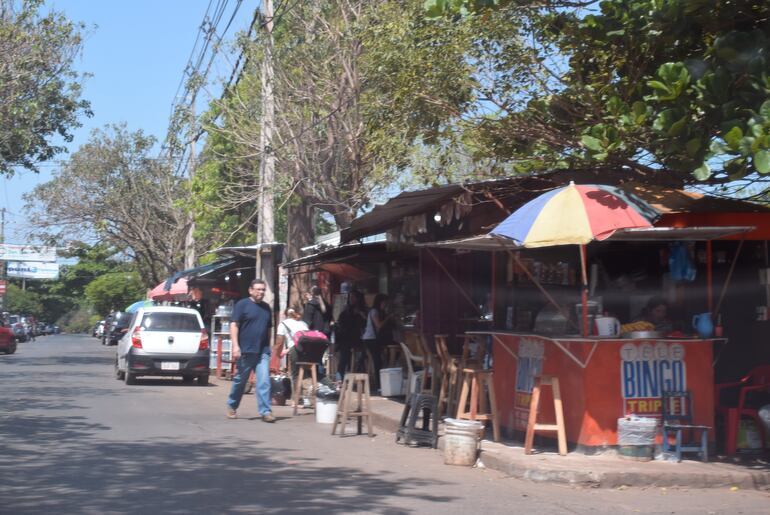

{"left": 413, "top": 0, "right": 770, "bottom": 186}
{"left": 0, "top": 0, "right": 91, "bottom": 175}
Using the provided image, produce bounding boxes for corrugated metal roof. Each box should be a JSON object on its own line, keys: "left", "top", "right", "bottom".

{"left": 340, "top": 171, "right": 770, "bottom": 243}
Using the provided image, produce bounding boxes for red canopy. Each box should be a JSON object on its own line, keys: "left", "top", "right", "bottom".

{"left": 149, "top": 277, "right": 190, "bottom": 301}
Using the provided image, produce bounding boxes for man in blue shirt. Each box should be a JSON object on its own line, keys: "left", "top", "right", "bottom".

{"left": 226, "top": 278, "right": 275, "bottom": 422}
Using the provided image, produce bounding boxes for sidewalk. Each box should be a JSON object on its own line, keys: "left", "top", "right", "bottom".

{"left": 367, "top": 396, "right": 770, "bottom": 490}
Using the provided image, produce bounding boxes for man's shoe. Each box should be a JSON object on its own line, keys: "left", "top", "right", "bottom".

{"left": 226, "top": 408, "right": 237, "bottom": 419}
{"left": 261, "top": 412, "right": 276, "bottom": 423}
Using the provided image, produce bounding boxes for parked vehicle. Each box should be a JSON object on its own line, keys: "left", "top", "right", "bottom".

{"left": 104, "top": 311, "right": 131, "bottom": 346}
{"left": 0, "top": 320, "right": 17, "bottom": 354}
{"left": 115, "top": 307, "right": 210, "bottom": 385}
{"left": 101, "top": 314, "right": 115, "bottom": 345}
{"left": 8, "top": 315, "right": 27, "bottom": 343}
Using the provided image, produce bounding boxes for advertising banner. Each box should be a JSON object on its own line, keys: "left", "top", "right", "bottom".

{"left": 0, "top": 244, "right": 57, "bottom": 262}
{"left": 620, "top": 342, "right": 687, "bottom": 416}
{"left": 6, "top": 261, "right": 60, "bottom": 279}
{"left": 0, "top": 279, "right": 6, "bottom": 294}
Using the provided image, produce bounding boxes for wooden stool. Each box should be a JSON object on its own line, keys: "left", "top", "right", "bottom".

{"left": 455, "top": 368, "right": 500, "bottom": 442}
{"left": 524, "top": 375, "right": 567, "bottom": 456}
{"left": 332, "top": 373, "right": 374, "bottom": 437}
{"left": 291, "top": 362, "right": 318, "bottom": 416}
{"left": 435, "top": 335, "right": 461, "bottom": 418}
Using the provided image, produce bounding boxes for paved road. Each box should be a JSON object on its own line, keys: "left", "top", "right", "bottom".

{"left": 1, "top": 334, "right": 768, "bottom": 514}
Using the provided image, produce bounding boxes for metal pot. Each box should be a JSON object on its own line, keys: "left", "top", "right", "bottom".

{"left": 621, "top": 330, "right": 664, "bottom": 339}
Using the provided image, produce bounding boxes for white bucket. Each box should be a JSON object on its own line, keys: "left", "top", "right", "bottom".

{"left": 379, "top": 367, "right": 403, "bottom": 396}
{"left": 315, "top": 398, "right": 337, "bottom": 424}
{"left": 444, "top": 418, "right": 484, "bottom": 466}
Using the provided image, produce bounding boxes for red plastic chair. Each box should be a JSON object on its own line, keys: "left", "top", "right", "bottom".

{"left": 714, "top": 365, "right": 770, "bottom": 455}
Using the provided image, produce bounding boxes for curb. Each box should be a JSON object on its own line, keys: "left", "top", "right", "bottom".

{"left": 367, "top": 400, "right": 770, "bottom": 490}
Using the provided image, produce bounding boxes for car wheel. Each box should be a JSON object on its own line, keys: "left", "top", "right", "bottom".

{"left": 8, "top": 343, "right": 17, "bottom": 354}
{"left": 197, "top": 375, "right": 209, "bottom": 386}
{"left": 124, "top": 368, "right": 136, "bottom": 385}
{"left": 115, "top": 357, "right": 125, "bottom": 380}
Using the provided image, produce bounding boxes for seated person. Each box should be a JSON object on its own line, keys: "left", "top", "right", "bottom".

{"left": 632, "top": 296, "right": 674, "bottom": 333}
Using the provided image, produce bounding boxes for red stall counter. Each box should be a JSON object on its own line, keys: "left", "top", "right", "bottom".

{"left": 468, "top": 331, "right": 716, "bottom": 449}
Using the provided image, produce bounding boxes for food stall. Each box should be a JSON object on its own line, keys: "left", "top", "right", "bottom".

{"left": 337, "top": 174, "right": 770, "bottom": 451}
{"left": 421, "top": 215, "right": 761, "bottom": 450}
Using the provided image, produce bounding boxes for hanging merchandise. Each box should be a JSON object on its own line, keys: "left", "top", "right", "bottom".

{"left": 668, "top": 242, "right": 696, "bottom": 282}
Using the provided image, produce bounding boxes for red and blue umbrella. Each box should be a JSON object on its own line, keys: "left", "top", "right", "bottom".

{"left": 491, "top": 182, "right": 659, "bottom": 247}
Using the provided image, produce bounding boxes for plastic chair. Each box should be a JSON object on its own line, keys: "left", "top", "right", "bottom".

{"left": 661, "top": 390, "right": 710, "bottom": 462}
{"left": 399, "top": 342, "right": 425, "bottom": 398}
{"left": 715, "top": 365, "right": 770, "bottom": 455}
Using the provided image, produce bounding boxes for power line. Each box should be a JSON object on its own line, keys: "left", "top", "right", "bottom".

{"left": 160, "top": 0, "right": 247, "bottom": 169}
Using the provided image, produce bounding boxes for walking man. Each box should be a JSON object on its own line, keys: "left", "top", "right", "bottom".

{"left": 226, "top": 278, "right": 275, "bottom": 422}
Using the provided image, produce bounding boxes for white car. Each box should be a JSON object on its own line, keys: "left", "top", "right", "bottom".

{"left": 115, "top": 306, "right": 210, "bottom": 385}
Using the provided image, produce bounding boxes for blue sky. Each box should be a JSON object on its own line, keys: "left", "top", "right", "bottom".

{"left": 1, "top": 0, "right": 255, "bottom": 243}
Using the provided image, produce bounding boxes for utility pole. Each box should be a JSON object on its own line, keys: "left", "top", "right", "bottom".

{"left": 0, "top": 208, "right": 5, "bottom": 312}
{"left": 184, "top": 99, "right": 197, "bottom": 270}
{"left": 257, "top": 0, "right": 276, "bottom": 309}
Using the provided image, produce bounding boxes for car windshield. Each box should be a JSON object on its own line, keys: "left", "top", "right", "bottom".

{"left": 140, "top": 312, "right": 201, "bottom": 332}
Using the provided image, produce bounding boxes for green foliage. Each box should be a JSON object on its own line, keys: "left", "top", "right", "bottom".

{"left": 84, "top": 271, "right": 145, "bottom": 317}
{"left": 4, "top": 283, "right": 43, "bottom": 318}
{"left": 24, "top": 125, "right": 187, "bottom": 285}
{"left": 48, "top": 242, "right": 119, "bottom": 300}
{"left": 410, "top": 0, "right": 770, "bottom": 186}
{"left": 0, "top": 0, "right": 91, "bottom": 175}
{"left": 59, "top": 306, "right": 97, "bottom": 334}
{"left": 423, "top": 0, "right": 512, "bottom": 18}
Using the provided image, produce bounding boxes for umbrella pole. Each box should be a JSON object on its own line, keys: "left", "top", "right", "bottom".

{"left": 580, "top": 245, "right": 589, "bottom": 337}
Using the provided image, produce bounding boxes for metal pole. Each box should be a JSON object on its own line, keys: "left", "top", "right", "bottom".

{"left": 184, "top": 98, "right": 197, "bottom": 269}
{"left": 579, "top": 244, "right": 589, "bottom": 337}
{"left": 257, "top": 0, "right": 276, "bottom": 312}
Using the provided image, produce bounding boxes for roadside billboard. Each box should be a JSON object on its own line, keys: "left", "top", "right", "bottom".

{"left": 6, "top": 262, "right": 60, "bottom": 279}
{"left": 0, "top": 244, "right": 57, "bottom": 262}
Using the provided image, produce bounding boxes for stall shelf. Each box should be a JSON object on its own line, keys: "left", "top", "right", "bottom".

{"left": 210, "top": 314, "right": 232, "bottom": 377}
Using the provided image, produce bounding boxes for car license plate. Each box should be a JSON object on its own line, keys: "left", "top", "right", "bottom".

{"left": 161, "top": 361, "right": 180, "bottom": 370}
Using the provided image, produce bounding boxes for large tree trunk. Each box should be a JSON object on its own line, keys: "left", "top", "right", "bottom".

{"left": 286, "top": 195, "right": 315, "bottom": 309}
{"left": 332, "top": 210, "right": 354, "bottom": 231}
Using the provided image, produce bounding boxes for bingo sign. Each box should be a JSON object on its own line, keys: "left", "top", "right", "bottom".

{"left": 513, "top": 338, "right": 545, "bottom": 428}
{"left": 620, "top": 342, "right": 686, "bottom": 416}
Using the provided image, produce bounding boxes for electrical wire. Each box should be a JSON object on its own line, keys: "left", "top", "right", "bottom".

{"left": 160, "top": 0, "right": 247, "bottom": 169}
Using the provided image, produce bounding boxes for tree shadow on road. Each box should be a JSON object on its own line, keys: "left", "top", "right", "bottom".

{"left": 0, "top": 404, "right": 457, "bottom": 514}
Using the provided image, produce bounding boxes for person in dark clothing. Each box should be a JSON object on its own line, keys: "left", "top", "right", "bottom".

{"left": 334, "top": 290, "right": 368, "bottom": 379}
{"left": 302, "top": 286, "right": 333, "bottom": 337}
{"left": 361, "top": 293, "right": 395, "bottom": 388}
{"left": 226, "top": 279, "right": 274, "bottom": 422}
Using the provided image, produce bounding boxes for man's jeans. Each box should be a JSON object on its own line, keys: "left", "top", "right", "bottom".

{"left": 227, "top": 347, "right": 272, "bottom": 415}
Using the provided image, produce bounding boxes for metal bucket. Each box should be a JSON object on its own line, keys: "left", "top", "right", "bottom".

{"left": 444, "top": 418, "right": 484, "bottom": 466}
